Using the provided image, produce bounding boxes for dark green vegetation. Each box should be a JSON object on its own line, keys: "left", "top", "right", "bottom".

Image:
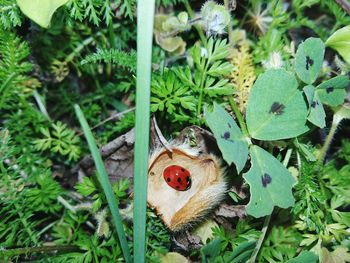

{"left": 1, "top": 0, "right": 350, "bottom": 262}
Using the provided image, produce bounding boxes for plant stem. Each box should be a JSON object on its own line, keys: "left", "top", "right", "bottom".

{"left": 228, "top": 97, "right": 249, "bottom": 137}
{"left": 248, "top": 213, "right": 272, "bottom": 263}
{"left": 317, "top": 117, "right": 338, "bottom": 165}
{"left": 183, "top": 0, "right": 207, "bottom": 45}
{"left": 282, "top": 148, "right": 293, "bottom": 167}
{"left": 196, "top": 62, "right": 209, "bottom": 117}
{"left": 0, "top": 245, "right": 80, "bottom": 257}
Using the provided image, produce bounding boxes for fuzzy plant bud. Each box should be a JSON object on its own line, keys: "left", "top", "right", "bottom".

{"left": 262, "top": 51, "right": 284, "bottom": 69}
{"left": 201, "top": 1, "right": 230, "bottom": 36}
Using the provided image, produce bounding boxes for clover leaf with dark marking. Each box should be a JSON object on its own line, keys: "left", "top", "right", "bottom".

{"left": 204, "top": 103, "right": 248, "bottom": 173}
{"left": 244, "top": 145, "right": 296, "bottom": 218}
{"left": 295, "top": 37, "right": 325, "bottom": 84}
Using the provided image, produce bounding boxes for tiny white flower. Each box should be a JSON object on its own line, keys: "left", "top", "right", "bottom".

{"left": 262, "top": 51, "right": 284, "bottom": 69}
{"left": 201, "top": 47, "right": 208, "bottom": 58}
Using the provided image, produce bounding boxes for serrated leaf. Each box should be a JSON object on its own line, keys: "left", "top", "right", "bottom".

{"left": 204, "top": 103, "right": 248, "bottom": 173}
{"left": 326, "top": 25, "right": 350, "bottom": 64}
{"left": 316, "top": 75, "right": 349, "bottom": 107}
{"left": 244, "top": 145, "right": 296, "bottom": 218}
{"left": 17, "top": 0, "right": 68, "bottom": 28}
{"left": 295, "top": 37, "right": 325, "bottom": 84}
{"left": 303, "top": 85, "right": 326, "bottom": 128}
{"left": 194, "top": 220, "right": 218, "bottom": 244}
{"left": 285, "top": 251, "right": 318, "bottom": 263}
{"left": 246, "top": 69, "right": 309, "bottom": 140}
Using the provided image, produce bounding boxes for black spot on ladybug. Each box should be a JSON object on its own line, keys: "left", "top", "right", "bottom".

{"left": 269, "top": 102, "right": 285, "bottom": 115}
{"left": 186, "top": 176, "right": 190, "bottom": 182}
{"left": 305, "top": 56, "right": 314, "bottom": 70}
{"left": 261, "top": 173, "right": 272, "bottom": 187}
{"left": 176, "top": 186, "right": 180, "bottom": 189}
{"left": 222, "top": 131, "right": 230, "bottom": 140}
{"left": 326, "top": 87, "right": 334, "bottom": 93}
{"left": 311, "top": 101, "right": 318, "bottom": 108}
{"left": 181, "top": 168, "right": 185, "bottom": 172}
{"left": 227, "top": 122, "right": 231, "bottom": 128}
{"left": 167, "top": 177, "right": 171, "bottom": 182}
{"left": 177, "top": 178, "right": 181, "bottom": 183}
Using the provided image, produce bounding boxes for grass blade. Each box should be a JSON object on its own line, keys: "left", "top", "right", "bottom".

{"left": 133, "top": 1, "right": 155, "bottom": 262}
{"left": 74, "top": 104, "right": 131, "bottom": 263}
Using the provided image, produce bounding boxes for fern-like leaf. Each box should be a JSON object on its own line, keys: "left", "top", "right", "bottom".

{"left": 81, "top": 48, "right": 136, "bottom": 72}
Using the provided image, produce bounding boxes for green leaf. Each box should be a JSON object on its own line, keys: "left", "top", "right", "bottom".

{"left": 295, "top": 37, "right": 325, "bottom": 84}
{"left": 286, "top": 251, "right": 318, "bottom": 263}
{"left": 17, "top": 0, "right": 68, "bottom": 28}
{"left": 246, "top": 69, "right": 309, "bottom": 140}
{"left": 204, "top": 103, "right": 248, "bottom": 173}
{"left": 133, "top": 1, "right": 155, "bottom": 262}
{"left": 74, "top": 105, "right": 131, "bottom": 262}
{"left": 326, "top": 25, "right": 350, "bottom": 64}
{"left": 303, "top": 85, "right": 326, "bottom": 128}
{"left": 244, "top": 145, "right": 296, "bottom": 218}
{"left": 200, "top": 238, "right": 222, "bottom": 262}
{"left": 316, "top": 75, "right": 349, "bottom": 107}
{"left": 161, "top": 252, "right": 189, "bottom": 263}
{"left": 226, "top": 241, "right": 256, "bottom": 262}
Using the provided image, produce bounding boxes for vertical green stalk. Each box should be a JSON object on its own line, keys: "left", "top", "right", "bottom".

{"left": 133, "top": 1, "right": 155, "bottom": 262}
{"left": 228, "top": 97, "right": 249, "bottom": 137}
{"left": 247, "top": 214, "right": 271, "bottom": 263}
{"left": 317, "top": 117, "right": 338, "bottom": 165}
{"left": 74, "top": 105, "right": 131, "bottom": 263}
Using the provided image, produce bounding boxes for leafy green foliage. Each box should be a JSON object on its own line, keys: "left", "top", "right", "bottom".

{"left": 1, "top": 0, "right": 350, "bottom": 262}
{"left": 295, "top": 38, "right": 325, "bottom": 84}
{"left": 244, "top": 145, "right": 296, "bottom": 217}
{"left": 0, "top": 0, "right": 23, "bottom": 29}
{"left": 81, "top": 48, "right": 137, "bottom": 72}
{"left": 33, "top": 121, "right": 81, "bottom": 161}
{"left": 0, "top": 130, "right": 63, "bottom": 248}
{"left": 259, "top": 226, "right": 302, "bottom": 262}
{"left": 246, "top": 69, "right": 308, "bottom": 140}
{"left": 67, "top": 0, "right": 135, "bottom": 25}
{"left": 204, "top": 103, "right": 248, "bottom": 173}
{"left": 0, "top": 29, "right": 37, "bottom": 110}
{"left": 151, "top": 68, "right": 197, "bottom": 124}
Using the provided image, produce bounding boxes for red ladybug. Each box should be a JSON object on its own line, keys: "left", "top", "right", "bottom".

{"left": 163, "top": 165, "right": 191, "bottom": 191}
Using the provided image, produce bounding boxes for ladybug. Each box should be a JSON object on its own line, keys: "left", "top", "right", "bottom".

{"left": 163, "top": 165, "right": 191, "bottom": 191}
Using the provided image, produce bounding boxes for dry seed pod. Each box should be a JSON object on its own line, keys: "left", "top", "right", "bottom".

{"left": 147, "top": 142, "right": 226, "bottom": 231}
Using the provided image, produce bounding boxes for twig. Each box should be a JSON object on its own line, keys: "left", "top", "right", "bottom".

{"left": 79, "top": 128, "right": 135, "bottom": 169}
{"left": 0, "top": 245, "right": 80, "bottom": 258}
{"left": 77, "top": 107, "right": 135, "bottom": 136}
